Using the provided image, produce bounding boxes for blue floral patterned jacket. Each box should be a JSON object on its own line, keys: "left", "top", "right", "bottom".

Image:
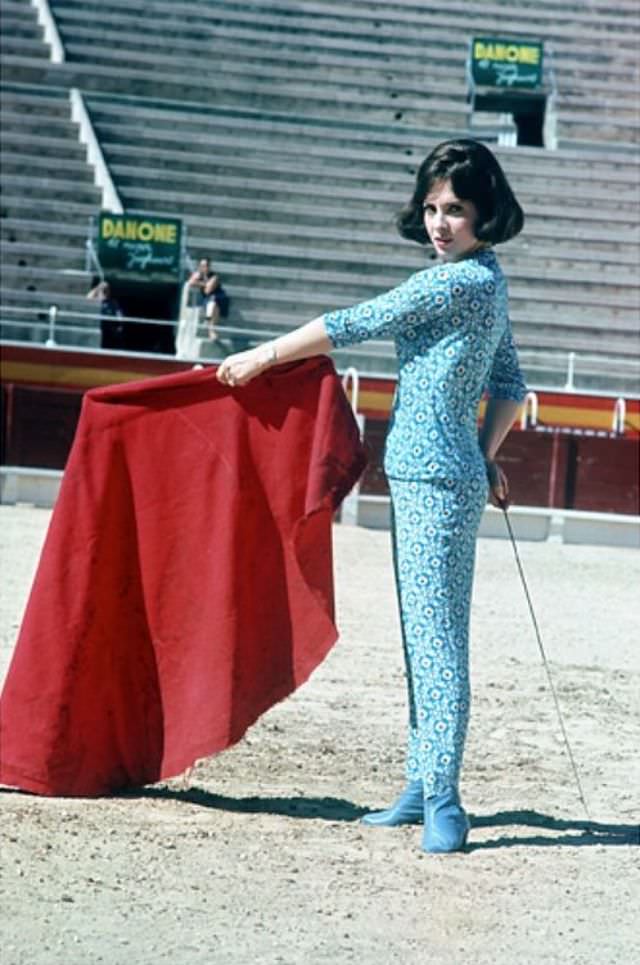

{"left": 323, "top": 248, "right": 527, "bottom": 483}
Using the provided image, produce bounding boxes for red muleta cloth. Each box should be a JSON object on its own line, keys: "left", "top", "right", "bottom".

{"left": 0, "top": 357, "right": 366, "bottom": 796}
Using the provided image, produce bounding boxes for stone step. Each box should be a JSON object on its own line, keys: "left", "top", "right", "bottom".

{"left": 0, "top": 18, "right": 43, "bottom": 40}
{"left": 118, "top": 193, "right": 640, "bottom": 256}
{"left": 3, "top": 219, "right": 635, "bottom": 305}
{"left": 0, "top": 321, "right": 100, "bottom": 348}
{"left": 182, "top": 215, "right": 638, "bottom": 263}
{"left": 0, "top": 36, "right": 48, "bottom": 59}
{"left": 1, "top": 218, "right": 88, "bottom": 244}
{"left": 32, "top": 20, "right": 465, "bottom": 87}
{"left": 94, "top": 126, "right": 640, "bottom": 193}
{"left": 215, "top": 312, "right": 636, "bottom": 360}
{"left": 62, "top": 49, "right": 470, "bottom": 127}
{"left": 44, "top": 19, "right": 640, "bottom": 107}
{"left": 102, "top": 148, "right": 637, "bottom": 211}
{"left": 0, "top": 241, "right": 86, "bottom": 270}
{"left": 207, "top": 261, "right": 639, "bottom": 313}
{"left": 55, "top": 40, "right": 638, "bottom": 138}
{"left": 0, "top": 110, "right": 78, "bottom": 139}
{"left": 86, "top": 98, "right": 640, "bottom": 177}
{"left": 0, "top": 287, "right": 93, "bottom": 313}
{"left": 182, "top": 267, "right": 639, "bottom": 327}
{"left": 0, "top": 130, "right": 87, "bottom": 162}
{"left": 0, "top": 0, "right": 40, "bottom": 23}
{"left": 0, "top": 87, "right": 73, "bottom": 120}
{"left": 2, "top": 53, "right": 460, "bottom": 132}
{"left": 4, "top": 258, "right": 633, "bottom": 334}
{"left": 50, "top": 0, "right": 639, "bottom": 58}
{"left": 2, "top": 213, "right": 635, "bottom": 274}
{"left": 0, "top": 265, "right": 91, "bottom": 296}
{"left": 0, "top": 153, "right": 93, "bottom": 182}
{"left": 91, "top": 115, "right": 459, "bottom": 164}
{"left": 494, "top": 145, "right": 639, "bottom": 181}
{"left": 116, "top": 180, "right": 640, "bottom": 235}
{"left": 0, "top": 196, "right": 98, "bottom": 222}
{"left": 0, "top": 290, "right": 632, "bottom": 361}
{"left": 146, "top": 235, "right": 640, "bottom": 294}
{"left": 308, "top": 0, "right": 640, "bottom": 31}
{"left": 557, "top": 92, "right": 640, "bottom": 120}
{"left": 61, "top": 37, "right": 468, "bottom": 104}
{"left": 556, "top": 113, "right": 640, "bottom": 144}
{"left": 0, "top": 174, "right": 102, "bottom": 205}
{"left": 3, "top": 62, "right": 443, "bottom": 148}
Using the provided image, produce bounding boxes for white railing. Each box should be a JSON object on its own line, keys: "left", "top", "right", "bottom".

{"left": 520, "top": 391, "right": 539, "bottom": 429}
{"left": 340, "top": 367, "right": 364, "bottom": 526}
{"left": 69, "top": 89, "right": 123, "bottom": 214}
{"left": 1, "top": 306, "right": 639, "bottom": 395}
{"left": 175, "top": 283, "right": 201, "bottom": 359}
{"left": 31, "top": 0, "right": 64, "bottom": 63}
{"left": 612, "top": 397, "right": 626, "bottom": 435}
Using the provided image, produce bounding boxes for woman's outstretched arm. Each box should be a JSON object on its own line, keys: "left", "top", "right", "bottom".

{"left": 217, "top": 316, "right": 331, "bottom": 386}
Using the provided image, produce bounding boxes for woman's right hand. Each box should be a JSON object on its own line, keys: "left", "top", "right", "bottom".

{"left": 216, "top": 344, "right": 274, "bottom": 387}
{"left": 485, "top": 459, "right": 510, "bottom": 509}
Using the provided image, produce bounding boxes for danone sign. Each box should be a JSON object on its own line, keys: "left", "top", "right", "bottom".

{"left": 98, "top": 213, "right": 183, "bottom": 282}
{"left": 471, "top": 37, "right": 544, "bottom": 89}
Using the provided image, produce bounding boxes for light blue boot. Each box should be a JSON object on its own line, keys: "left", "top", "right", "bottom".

{"left": 421, "top": 787, "right": 470, "bottom": 853}
{"left": 361, "top": 780, "right": 424, "bottom": 827}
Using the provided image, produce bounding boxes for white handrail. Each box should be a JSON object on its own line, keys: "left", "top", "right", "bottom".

{"left": 564, "top": 350, "right": 576, "bottom": 390}
{"left": 341, "top": 366, "right": 360, "bottom": 417}
{"left": 31, "top": 0, "right": 65, "bottom": 63}
{"left": 45, "top": 305, "right": 58, "bottom": 347}
{"left": 612, "top": 398, "right": 626, "bottom": 435}
{"left": 521, "top": 390, "right": 539, "bottom": 429}
{"left": 339, "top": 367, "right": 364, "bottom": 525}
{"left": 70, "top": 88, "right": 123, "bottom": 214}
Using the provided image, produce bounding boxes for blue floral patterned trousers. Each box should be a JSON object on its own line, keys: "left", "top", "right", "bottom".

{"left": 389, "top": 476, "right": 488, "bottom": 796}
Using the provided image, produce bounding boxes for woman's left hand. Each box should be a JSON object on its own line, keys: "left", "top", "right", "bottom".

{"left": 485, "top": 459, "right": 510, "bottom": 509}
{"left": 216, "top": 346, "right": 271, "bottom": 387}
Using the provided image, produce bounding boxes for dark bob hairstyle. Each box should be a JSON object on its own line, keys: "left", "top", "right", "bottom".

{"left": 397, "top": 139, "right": 524, "bottom": 246}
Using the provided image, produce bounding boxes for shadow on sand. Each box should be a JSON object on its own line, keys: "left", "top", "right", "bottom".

{"left": 465, "top": 808, "right": 639, "bottom": 850}
{"left": 120, "top": 785, "right": 368, "bottom": 822}
{"left": 120, "top": 787, "right": 639, "bottom": 847}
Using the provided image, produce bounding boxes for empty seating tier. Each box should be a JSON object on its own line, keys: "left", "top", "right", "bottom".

{"left": 1, "top": 0, "right": 638, "bottom": 386}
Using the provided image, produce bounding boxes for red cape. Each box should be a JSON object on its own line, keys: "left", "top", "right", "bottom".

{"left": 0, "top": 357, "right": 366, "bottom": 796}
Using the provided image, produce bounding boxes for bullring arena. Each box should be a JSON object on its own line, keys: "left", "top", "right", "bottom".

{"left": 1, "top": 2, "right": 639, "bottom": 964}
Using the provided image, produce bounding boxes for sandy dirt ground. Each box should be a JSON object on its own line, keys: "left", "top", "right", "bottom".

{"left": 0, "top": 503, "right": 638, "bottom": 965}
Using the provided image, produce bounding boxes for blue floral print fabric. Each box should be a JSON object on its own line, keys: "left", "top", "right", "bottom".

{"left": 390, "top": 476, "right": 487, "bottom": 793}
{"left": 324, "top": 249, "right": 526, "bottom": 794}
{"left": 323, "top": 249, "right": 527, "bottom": 483}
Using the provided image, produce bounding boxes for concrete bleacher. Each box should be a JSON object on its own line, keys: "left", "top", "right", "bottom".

{"left": 0, "top": 50, "right": 102, "bottom": 344}
{"left": 0, "top": 0, "right": 638, "bottom": 387}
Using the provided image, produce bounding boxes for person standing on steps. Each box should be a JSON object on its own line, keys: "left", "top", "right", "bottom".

{"left": 187, "top": 257, "right": 230, "bottom": 341}
{"left": 216, "top": 139, "right": 527, "bottom": 854}
{"left": 87, "top": 279, "right": 125, "bottom": 350}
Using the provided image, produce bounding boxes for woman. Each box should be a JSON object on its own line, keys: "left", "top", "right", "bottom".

{"left": 217, "top": 139, "right": 527, "bottom": 853}
{"left": 188, "top": 257, "right": 230, "bottom": 340}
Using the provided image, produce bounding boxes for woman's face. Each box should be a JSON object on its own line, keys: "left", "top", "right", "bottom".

{"left": 423, "top": 179, "right": 481, "bottom": 262}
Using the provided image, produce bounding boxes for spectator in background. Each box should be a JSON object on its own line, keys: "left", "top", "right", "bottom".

{"left": 87, "top": 279, "right": 125, "bottom": 350}
{"left": 187, "top": 258, "right": 230, "bottom": 341}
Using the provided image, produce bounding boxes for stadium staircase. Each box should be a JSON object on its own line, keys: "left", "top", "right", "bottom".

{"left": 1, "top": 0, "right": 639, "bottom": 389}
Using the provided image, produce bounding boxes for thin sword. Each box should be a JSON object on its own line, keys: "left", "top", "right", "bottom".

{"left": 499, "top": 501, "right": 592, "bottom": 823}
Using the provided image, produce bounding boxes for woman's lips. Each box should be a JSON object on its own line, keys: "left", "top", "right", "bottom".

{"left": 434, "top": 238, "right": 452, "bottom": 248}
